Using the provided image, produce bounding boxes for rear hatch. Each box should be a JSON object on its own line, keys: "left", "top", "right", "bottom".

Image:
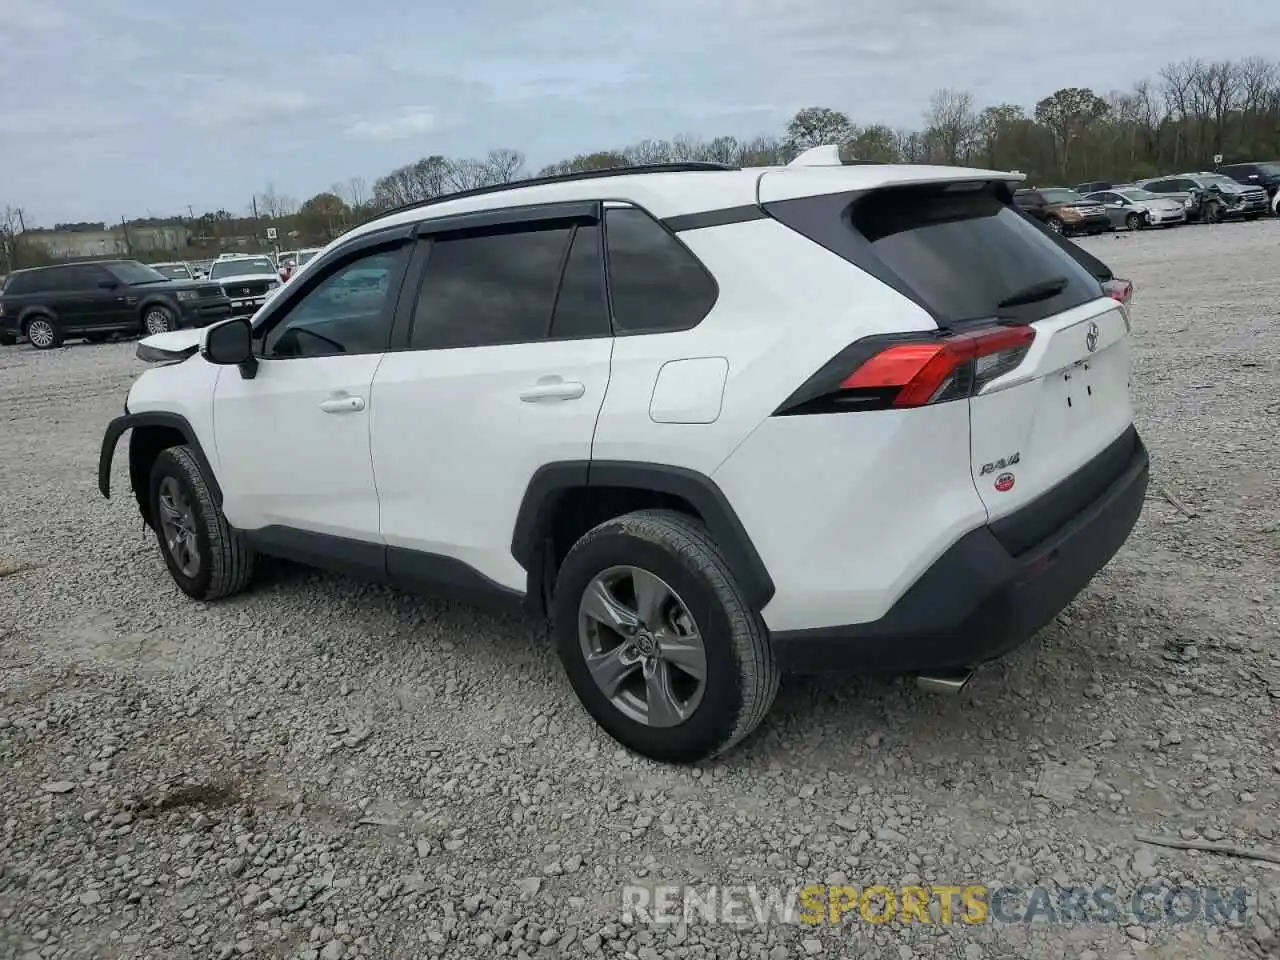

{"left": 760, "top": 171, "right": 1135, "bottom": 537}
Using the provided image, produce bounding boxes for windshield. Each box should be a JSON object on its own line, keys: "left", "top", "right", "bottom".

{"left": 1257, "top": 162, "right": 1280, "bottom": 176}
{"left": 1118, "top": 189, "right": 1158, "bottom": 201}
{"left": 152, "top": 263, "right": 191, "bottom": 279}
{"left": 105, "top": 261, "right": 169, "bottom": 284}
{"left": 209, "top": 258, "right": 276, "bottom": 279}
{"left": 1039, "top": 188, "right": 1086, "bottom": 204}
{"left": 297, "top": 250, "right": 319, "bottom": 265}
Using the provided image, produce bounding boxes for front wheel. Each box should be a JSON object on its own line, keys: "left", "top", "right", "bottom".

{"left": 142, "top": 305, "right": 177, "bottom": 335}
{"left": 1125, "top": 213, "right": 1143, "bottom": 231}
{"left": 148, "top": 445, "right": 255, "bottom": 600}
{"left": 553, "top": 509, "right": 779, "bottom": 764}
{"left": 1045, "top": 217, "right": 1064, "bottom": 235}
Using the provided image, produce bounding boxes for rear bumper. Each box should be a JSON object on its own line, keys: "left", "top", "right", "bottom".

{"left": 770, "top": 428, "right": 1149, "bottom": 674}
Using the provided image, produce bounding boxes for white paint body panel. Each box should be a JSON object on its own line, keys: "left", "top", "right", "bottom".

{"left": 649, "top": 358, "right": 728, "bottom": 424}
{"left": 370, "top": 339, "right": 612, "bottom": 591}
{"left": 211, "top": 355, "right": 384, "bottom": 540}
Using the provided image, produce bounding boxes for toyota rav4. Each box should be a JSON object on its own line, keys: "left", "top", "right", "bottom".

{"left": 98, "top": 155, "right": 1148, "bottom": 763}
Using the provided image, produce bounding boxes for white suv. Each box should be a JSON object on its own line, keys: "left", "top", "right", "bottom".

{"left": 98, "top": 156, "right": 1149, "bottom": 764}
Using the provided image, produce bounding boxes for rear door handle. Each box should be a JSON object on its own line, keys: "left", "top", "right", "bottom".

{"left": 520, "top": 379, "right": 586, "bottom": 402}
{"left": 319, "top": 396, "right": 365, "bottom": 413}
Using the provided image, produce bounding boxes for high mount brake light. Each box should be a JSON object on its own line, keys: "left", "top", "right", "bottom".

{"left": 776, "top": 325, "right": 1037, "bottom": 416}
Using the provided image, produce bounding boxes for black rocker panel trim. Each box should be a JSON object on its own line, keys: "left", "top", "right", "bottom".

{"left": 241, "top": 526, "right": 524, "bottom": 611}
{"left": 511, "top": 460, "right": 776, "bottom": 612}
{"left": 99, "top": 411, "right": 223, "bottom": 505}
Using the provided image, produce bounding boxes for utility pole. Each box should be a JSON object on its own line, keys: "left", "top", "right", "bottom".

{"left": 120, "top": 216, "right": 133, "bottom": 256}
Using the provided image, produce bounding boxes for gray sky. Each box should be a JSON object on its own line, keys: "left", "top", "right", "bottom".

{"left": 3, "top": 0, "right": 1278, "bottom": 224}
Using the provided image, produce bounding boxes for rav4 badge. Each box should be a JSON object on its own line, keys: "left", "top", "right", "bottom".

{"left": 994, "top": 473, "right": 1015, "bottom": 492}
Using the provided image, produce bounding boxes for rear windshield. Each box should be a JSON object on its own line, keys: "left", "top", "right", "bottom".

{"left": 846, "top": 185, "right": 1103, "bottom": 326}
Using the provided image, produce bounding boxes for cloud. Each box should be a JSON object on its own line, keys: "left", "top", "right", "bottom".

{"left": 0, "top": 3, "right": 74, "bottom": 32}
{"left": 343, "top": 108, "right": 441, "bottom": 142}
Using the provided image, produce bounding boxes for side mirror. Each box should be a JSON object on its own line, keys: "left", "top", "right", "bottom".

{"left": 202, "top": 317, "right": 257, "bottom": 378}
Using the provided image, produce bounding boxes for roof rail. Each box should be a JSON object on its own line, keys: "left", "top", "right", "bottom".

{"left": 358, "top": 161, "right": 740, "bottom": 228}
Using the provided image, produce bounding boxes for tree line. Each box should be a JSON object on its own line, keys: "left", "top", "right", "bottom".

{"left": 5, "top": 55, "right": 1280, "bottom": 267}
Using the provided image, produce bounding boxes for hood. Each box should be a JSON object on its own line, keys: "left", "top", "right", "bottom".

{"left": 135, "top": 327, "right": 204, "bottom": 364}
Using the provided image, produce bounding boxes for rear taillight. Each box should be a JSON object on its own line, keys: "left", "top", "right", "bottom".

{"left": 1102, "top": 278, "right": 1133, "bottom": 304}
{"left": 776, "top": 324, "right": 1036, "bottom": 416}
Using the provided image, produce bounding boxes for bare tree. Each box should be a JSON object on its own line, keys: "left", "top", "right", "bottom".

{"left": 922, "top": 89, "right": 980, "bottom": 164}
{"left": 481, "top": 148, "right": 525, "bottom": 183}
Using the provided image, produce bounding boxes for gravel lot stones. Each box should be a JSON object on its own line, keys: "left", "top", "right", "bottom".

{"left": 2, "top": 222, "right": 1279, "bottom": 958}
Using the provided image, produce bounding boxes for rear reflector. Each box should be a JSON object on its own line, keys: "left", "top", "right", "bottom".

{"left": 776, "top": 324, "right": 1036, "bottom": 416}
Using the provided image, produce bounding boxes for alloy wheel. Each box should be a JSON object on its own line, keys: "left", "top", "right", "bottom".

{"left": 577, "top": 565, "right": 707, "bottom": 728}
{"left": 145, "top": 309, "right": 173, "bottom": 335}
{"left": 157, "top": 476, "right": 201, "bottom": 577}
{"left": 27, "top": 319, "right": 55, "bottom": 348}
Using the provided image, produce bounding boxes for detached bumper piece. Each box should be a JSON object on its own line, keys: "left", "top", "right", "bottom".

{"left": 771, "top": 427, "right": 1149, "bottom": 674}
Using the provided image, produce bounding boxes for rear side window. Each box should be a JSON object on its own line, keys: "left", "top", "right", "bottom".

{"left": 4, "top": 269, "right": 62, "bottom": 294}
{"left": 604, "top": 207, "right": 717, "bottom": 334}
{"left": 765, "top": 185, "right": 1102, "bottom": 327}
{"left": 847, "top": 187, "right": 1101, "bottom": 325}
{"left": 409, "top": 226, "right": 572, "bottom": 350}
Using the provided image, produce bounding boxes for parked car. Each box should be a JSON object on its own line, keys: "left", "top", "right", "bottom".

{"left": 189, "top": 260, "right": 213, "bottom": 280}
{"left": 1083, "top": 187, "right": 1187, "bottom": 230}
{"left": 151, "top": 261, "right": 195, "bottom": 280}
{"left": 0, "top": 260, "right": 231, "bottom": 349}
{"left": 1214, "top": 161, "right": 1280, "bottom": 201}
{"left": 278, "top": 247, "right": 323, "bottom": 282}
{"left": 98, "top": 159, "right": 1146, "bottom": 763}
{"left": 1139, "top": 173, "right": 1269, "bottom": 220}
{"left": 1073, "top": 181, "right": 1114, "bottom": 194}
{"left": 1013, "top": 187, "right": 1112, "bottom": 235}
{"left": 206, "top": 255, "right": 283, "bottom": 318}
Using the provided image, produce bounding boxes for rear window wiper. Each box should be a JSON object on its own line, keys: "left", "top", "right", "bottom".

{"left": 997, "top": 276, "right": 1068, "bottom": 309}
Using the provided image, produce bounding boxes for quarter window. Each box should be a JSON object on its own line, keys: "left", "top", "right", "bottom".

{"left": 604, "top": 207, "right": 717, "bottom": 334}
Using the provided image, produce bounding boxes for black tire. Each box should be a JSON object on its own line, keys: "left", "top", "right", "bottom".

{"left": 0, "top": 334, "right": 15, "bottom": 346}
{"left": 552, "top": 509, "right": 779, "bottom": 764}
{"left": 24, "top": 315, "right": 62, "bottom": 350}
{"left": 141, "top": 304, "right": 177, "bottom": 336}
{"left": 83, "top": 332, "right": 111, "bottom": 344}
{"left": 148, "top": 445, "right": 254, "bottom": 601}
{"left": 1125, "top": 213, "right": 1143, "bottom": 231}
{"left": 1045, "top": 216, "right": 1064, "bottom": 235}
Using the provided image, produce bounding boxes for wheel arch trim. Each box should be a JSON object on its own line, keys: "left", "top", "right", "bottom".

{"left": 511, "top": 459, "right": 776, "bottom": 612}
{"left": 99, "top": 411, "right": 222, "bottom": 507}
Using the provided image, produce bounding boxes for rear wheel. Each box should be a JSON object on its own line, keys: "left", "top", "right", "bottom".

{"left": 148, "top": 445, "right": 255, "bottom": 600}
{"left": 1045, "top": 216, "right": 1064, "bottom": 235}
{"left": 24, "top": 316, "right": 61, "bottom": 350}
{"left": 553, "top": 509, "right": 779, "bottom": 764}
{"left": 1125, "top": 213, "right": 1143, "bottom": 231}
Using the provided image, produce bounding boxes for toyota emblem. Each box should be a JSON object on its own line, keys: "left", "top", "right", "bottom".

{"left": 1085, "top": 321, "right": 1099, "bottom": 353}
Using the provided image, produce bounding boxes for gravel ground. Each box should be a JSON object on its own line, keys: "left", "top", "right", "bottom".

{"left": 2, "top": 220, "right": 1278, "bottom": 960}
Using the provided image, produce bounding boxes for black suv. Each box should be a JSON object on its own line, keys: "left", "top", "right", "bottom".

{"left": 1214, "top": 161, "right": 1280, "bottom": 200}
{"left": 0, "top": 260, "right": 232, "bottom": 349}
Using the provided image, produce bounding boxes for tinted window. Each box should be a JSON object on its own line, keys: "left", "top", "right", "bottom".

{"left": 1144, "top": 181, "right": 1171, "bottom": 193}
{"left": 62, "top": 265, "right": 108, "bottom": 289}
{"left": 604, "top": 208, "right": 716, "bottom": 333}
{"left": 846, "top": 185, "right": 1101, "bottom": 326}
{"left": 262, "top": 246, "right": 408, "bottom": 359}
{"left": 2, "top": 271, "right": 49, "bottom": 294}
{"left": 410, "top": 227, "right": 572, "bottom": 350}
{"left": 549, "top": 224, "right": 609, "bottom": 340}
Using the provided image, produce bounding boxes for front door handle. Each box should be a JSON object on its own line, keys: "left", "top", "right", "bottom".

{"left": 319, "top": 396, "right": 365, "bottom": 413}
{"left": 520, "top": 378, "right": 586, "bottom": 403}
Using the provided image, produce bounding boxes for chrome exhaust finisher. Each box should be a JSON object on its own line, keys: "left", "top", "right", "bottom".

{"left": 915, "top": 671, "right": 973, "bottom": 695}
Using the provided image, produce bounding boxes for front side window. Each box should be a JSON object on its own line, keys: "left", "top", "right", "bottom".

{"left": 261, "top": 246, "right": 408, "bottom": 359}
{"left": 105, "top": 261, "right": 168, "bottom": 284}
{"left": 408, "top": 226, "right": 573, "bottom": 350}
{"left": 604, "top": 207, "right": 717, "bottom": 334}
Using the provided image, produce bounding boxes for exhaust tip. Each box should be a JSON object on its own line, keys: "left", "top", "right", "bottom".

{"left": 915, "top": 671, "right": 973, "bottom": 696}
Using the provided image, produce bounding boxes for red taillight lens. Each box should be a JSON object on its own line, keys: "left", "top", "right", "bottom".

{"left": 843, "top": 325, "right": 1035, "bottom": 409}
{"left": 1103, "top": 278, "right": 1133, "bottom": 304}
{"left": 776, "top": 324, "right": 1036, "bottom": 416}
